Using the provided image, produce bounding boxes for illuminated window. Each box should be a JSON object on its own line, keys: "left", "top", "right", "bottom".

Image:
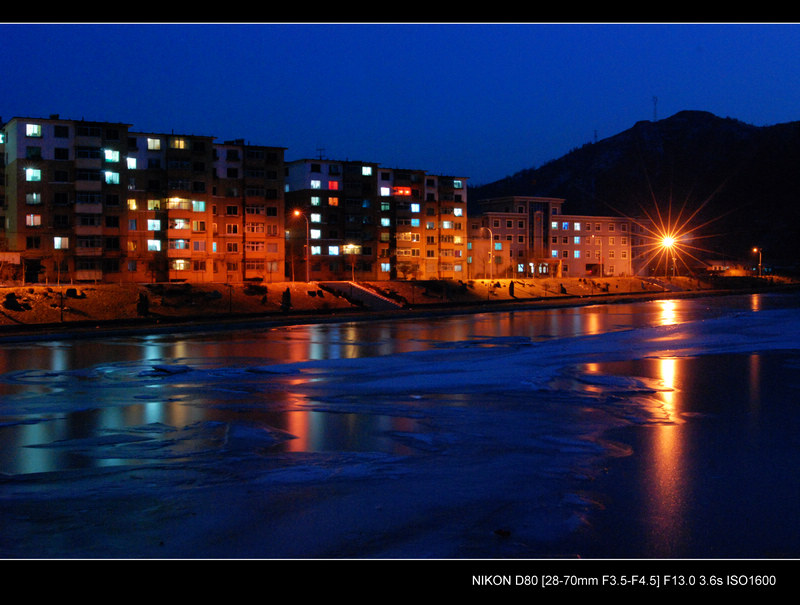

{"left": 328, "top": 197, "right": 339, "bottom": 206}
{"left": 147, "top": 239, "right": 161, "bottom": 251}
{"left": 381, "top": 218, "right": 391, "bottom": 227}
{"left": 574, "top": 250, "right": 581, "bottom": 258}
{"left": 127, "top": 157, "right": 137, "bottom": 169}
{"left": 54, "top": 237, "right": 69, "bottom": 249}
{"left": 104, "top": 171, "right": 119, "bottom": 184}
{"left": 26, "top": 192, "right": 41, "bottom": 205}
{"left": 104, "top": 149, "right": 120, "bottom": 162}
{"left": 453, "top": 180, "right": 463, "bottom": 188}
{"left": 26, "top": 214, "right": 42, "bottom": 227}
{"left": 494, "top": 242, "right": 502, "bottom": 251}
{"left": 192, "top": 200, "right": 206, "bottom": 212}
{"left": 311, "top": 213, "right": 321, "bottom": 223}
{"left": 328, "top": 181, "right": 339, "bottom": 190}
{"left": 574, "top": 236, "right": 581, "bottom": 244}
{"left": 25, "top": 168, "right": 41, "bottom": 182}
{"left": 410, "top": 203, "right": 420, "bottom": 213}
{"left": 311, "top": 246, "right": 321, "bottom": 255}
{"left": 310, "top": 229, "right": 321, "bottom": 239}
{"left": 381, "top": 263, "right": 391, "bottom": 273}
{"left": 551, "top": 250, "right": 558, "bottom": 258}
{"left": 147, "top": 219, "right": 161, "bottom": 231}
{"left": 310, "top": 180, "right": 321, "bottom": 189}
{"left": 170, "top": 138, "right": 187, "bottom": 149}
{"left": 380, "top": 187, "right": 391, "bottom": 196}
{"left": 147, "top": 138, "right": 161, "bottom": 150}
{"left": 169, "top": 239, "right": 190, "bottom": 250}
{"left": 551, "top": 221, "right": 558, "bottom": 230}
{"left": 562, "top": 222, "right": 570, "bottom": 230}
{"left": 127, "top": 199, "right": 137, "bottom": 210}
{"left": 26, "top": 123, "right": 42, "bottom": 137}
{"left": 453, "top": 207, "right": 463, "bottom": 216}
{"left": 442, "top": 221, "right": 453, "bottom": 229}
{"left": 311, "top": 196, "right": 321, "bottom": 206}
{"left": 328, "top": 246, "right": 339, "bottom": 255}
{"left": 147, "top": 199, "right": 161, "bottom": 210}
{"left": 574, "top": 222, "right": 581, "bottom": 231}
{"left": 362, "top": 166, "right": 372, "bottom": 176}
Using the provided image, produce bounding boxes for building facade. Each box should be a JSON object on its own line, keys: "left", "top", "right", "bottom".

{"left": 285, "top": 158, "right": 468, "bottom": 281}
{"left": 1, "top": 115, "right": 285, "bottom": 284}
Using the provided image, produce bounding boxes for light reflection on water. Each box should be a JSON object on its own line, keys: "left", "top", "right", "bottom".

{"left": 571, "top": 350, "right": 800, "bottom": 558}
{"left": 0, "top": 292, "right": 797, "bottom": 479}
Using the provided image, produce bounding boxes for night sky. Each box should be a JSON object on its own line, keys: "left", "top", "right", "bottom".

{"left": 3, "top": 22, "right": 800, "bottom": 185}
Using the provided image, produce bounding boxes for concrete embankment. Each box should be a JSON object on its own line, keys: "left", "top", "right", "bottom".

{"left": 0, "top": 276, "right": 797, "bottom": 341}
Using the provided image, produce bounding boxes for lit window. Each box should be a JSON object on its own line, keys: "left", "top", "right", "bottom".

{"left": 381, "top": 263, "right": 391, "bottom": 273}
{"left": 147, "top": 219, "right": 161, "bottom": 231}
{"left": 453, "top": 180, "right": 463, "bottom": 188}
{"left": 192, "top": 200, "right": 206, "bottom": 212}
{"left": 551, "top": 250, "right": 558, "bottom": 258}
{"left": 147, "top": 138, "right": 161, "bottom": 150}
{"left": 574, "top": 250, "right": 581, "bottom": 258}
{"left": 311, "top": 246, "right": 321, "bottom": 255}
{"left": 54, "top": 237, "right": 69, "bottom": 249}
{"left": 328, "top": 181, "right": 339, "bottom": 190}
{"left": 25, "top": 168, "right": 41, "bottom": 182}
{"left": 104, "top": 171, "right": 119, "bottom": 184}
{"left": 453, "top": 207, "right": 463, "bottom": 216}
{"left": 170, "top": 138, "right": 187, "bottom": 149}
{"left": 410, "top": 203, "right": 420, "bottom": 213}
{"left": 328, "top": 197, "right": 339, "bottom": 206}
{"left": 328, "top": 246, "right": 339, "bottom": 255}
{"left": 574, "top": 236, "right": 581, "bottom": 244}
{"left": 311, "top": 213, "right": 321, "bottom": 223}
{"left": 551, "top": 221, "right": 558, "bottom": 230}
{"left": 310, "top": 180, "right": 321, "bottom": 189}
{"left": 381, "top": 218, "right": 391, "bottom": 227}
{"left": 127, "top": 199, "right": 137, "bottom": 210}
{"left": 562, "top": 222, "right": 569, "bottom": 230}
{"left": 310, "top": 229, "right": 321, "bottom": 239}
{"left": 362, "top": 166, "right": 372, "bottom": 176}
{"left": 26, "top": 214, "right": 42, "bottom": 227}
{"left": 26, "top": 124, "right": 42, "bottom": 137}
{"left": 311, "top": 196, "right": 321, "bottom": 206}
{"left": 442, "top": 221, "right": 453, "bottom": 229}
{"left": 574, "top": 223, "right": 581, "bottom": 231}
{"left": 494, "top": 242, "right": 502, "bottom": 251}
{"left": 104, "top": 149, "right": 120, "bottom": 162}
{"left": 127, "top": 157, "right": 137, "bottom": 169}
{"left": 147, "top": 239, "right": 161, "bottom": 251}
{"left": 380, "top": 187, "right": 391, "bottom": 196}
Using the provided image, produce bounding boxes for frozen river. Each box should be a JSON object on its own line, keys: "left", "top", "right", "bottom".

{"left": 1, "top": 291, "right": 799, "bottom": 559}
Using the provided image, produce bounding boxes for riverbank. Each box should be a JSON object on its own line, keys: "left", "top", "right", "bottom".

{"left": 1, "top": 275, "right": 797, "bottom": 341}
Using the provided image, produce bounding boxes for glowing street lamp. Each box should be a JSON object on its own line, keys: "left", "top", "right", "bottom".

{"left": 661, "top": 235, "right": 676, "bottom": 278}
{"left": 481, "top": 226, "right": 494, "bottom": 279}
{"left": 293, "top": 209, "right": 310, "bottom": 283}
{"left": 752, "top": 247, "right": 762, "bottom": 278}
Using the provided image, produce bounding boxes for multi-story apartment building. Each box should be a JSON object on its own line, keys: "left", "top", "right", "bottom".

{"left": 285, "top": 158, "right": 468, "bottom": 281}
{"left": 1, "top": 115, "right": 285, "bottom": 284}
{"left": 471, "top": 196, "right": 652, "bottom": 277}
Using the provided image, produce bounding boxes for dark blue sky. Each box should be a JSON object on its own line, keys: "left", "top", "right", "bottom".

{"left": 3, "top": 22, "right": 800, "bottom": 185}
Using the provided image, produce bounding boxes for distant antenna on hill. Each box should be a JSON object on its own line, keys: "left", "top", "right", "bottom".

{"left": 653, "top": 96, "right": 658, "bottom": 121}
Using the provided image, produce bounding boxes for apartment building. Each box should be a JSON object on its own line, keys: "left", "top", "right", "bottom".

{"left": 0, "top": 115, "right": 285, "bottom": 284}
{"left": 285, "top": 158, "right": 468, "bottom": 281}
{"left": 471, "top": 196, "right": 652, "bottom": 277}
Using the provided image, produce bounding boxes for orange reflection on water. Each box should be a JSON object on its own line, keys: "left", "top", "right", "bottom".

{"left": 659, "top": 300, "right": 677, "bottom": 326}
{"left": 645, "top": 356, "right": 690, "bottom": 554}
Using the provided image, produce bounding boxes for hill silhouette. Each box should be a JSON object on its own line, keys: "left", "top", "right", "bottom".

{"left": 469, "top": 110, "right": 800, "bottom": 268}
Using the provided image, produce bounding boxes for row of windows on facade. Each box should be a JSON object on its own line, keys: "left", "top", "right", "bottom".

{"left": 18, "top": 123, "right": 280, "bottom": 162}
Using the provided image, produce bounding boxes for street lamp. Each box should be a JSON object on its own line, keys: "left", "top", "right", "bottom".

{"left": 343, "top": 243, "right": 358, "bottom": 281}
{"left": 481, "top": 226, "right": 494, "bottom": 279}
{"left": 661, "top": 236, "right": 676, "bottom": 278}
{"left": 752, "top": 247, "right": 762, "bottom": 278}
{"left": 293, "top": 209, "right": 310, "bottom": 283}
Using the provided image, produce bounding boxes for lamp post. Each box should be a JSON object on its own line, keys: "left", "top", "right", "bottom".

{"left": 482, "top": 226, "right": 494, "bottom": 279}
{"left": 661, "top": 236, "right": 676, "bottom": 278}
{"left": 293, "top": 209, "right": 310, "bottom": 283}
{"left": 752, "top": 247, "right": 762, "bottom": 277}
